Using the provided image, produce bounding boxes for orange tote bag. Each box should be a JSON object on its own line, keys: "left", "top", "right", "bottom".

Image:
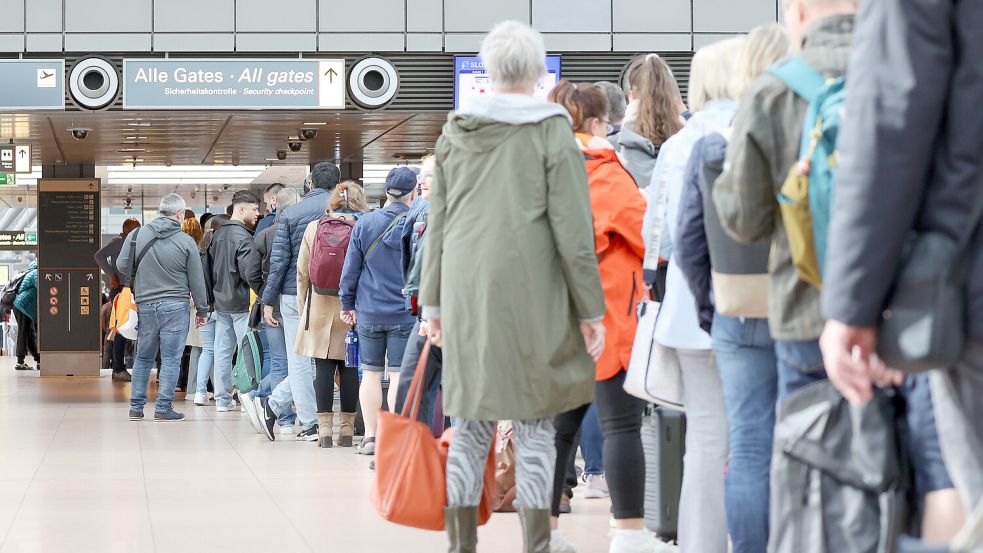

{"left": 371, "top": 340, "right": 496, "bottom": 531}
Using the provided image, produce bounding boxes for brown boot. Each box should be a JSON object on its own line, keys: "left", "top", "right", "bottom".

{"left": 315, "top": 412, "right": 333, "bottom": 448}
{"left": 338, "top": 412, "right": 356, "bottom": 447}
{"left": 444, "top": 506, "right": 478, "bottom": 553}
{"left": 517, "top": 508, "right": 550, "bottom": 553}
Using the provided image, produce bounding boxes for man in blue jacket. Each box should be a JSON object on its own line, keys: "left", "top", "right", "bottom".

{"left": 257, "top": 162, "right": 341, "bottom": 442}
{"left": 339, "top": 166, "right": 418, "bottom": 456}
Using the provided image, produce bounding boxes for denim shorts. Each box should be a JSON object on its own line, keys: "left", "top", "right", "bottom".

{"left": 903, "top": 374, "right": 954, "bottom": 496}
{"left": 357, "top": 322, "right": 414, "bottom": 373}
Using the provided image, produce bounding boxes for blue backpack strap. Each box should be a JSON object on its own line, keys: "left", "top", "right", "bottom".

{"left": 767, "top": 57, "right": 825, "bottom": 104}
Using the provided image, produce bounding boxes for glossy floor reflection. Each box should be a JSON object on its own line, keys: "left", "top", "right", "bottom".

{"left": 0, "top": 358, "right": 615, "bottom": 553}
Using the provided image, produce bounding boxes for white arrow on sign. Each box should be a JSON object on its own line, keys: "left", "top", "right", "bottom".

{"left": 14, "top": 145, "right": 31, "bottom": 174}
{"left": 318, "top": 60, "right": 345, "bottom": 109}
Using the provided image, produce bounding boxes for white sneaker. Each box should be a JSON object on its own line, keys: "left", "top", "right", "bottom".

{"left": 550, "top": 530, "right": 577, "bottom": 553}
{"left": 609, "top": 529, "right": 675, "bottom": 553}
{"left": 216, "top": 402, "right": 238, "bottom": 413}
{"left": 583, "top": 473, "right": 610, "bottom": 499}
{"left": 193, "top": 392, "right": 207, "bottom": 406}
{"left": 278, "top": 424, "right": 296, "bottom": 435}
{"left": 241, "top": 394, "right": 262, "bottom": 434}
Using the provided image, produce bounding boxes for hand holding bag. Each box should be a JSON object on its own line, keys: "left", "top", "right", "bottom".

{"left": 371, "top": 340, "right": 496, "bottom": 530}
{"left": 625, "top": 158, "right": 684, "bottom": 410}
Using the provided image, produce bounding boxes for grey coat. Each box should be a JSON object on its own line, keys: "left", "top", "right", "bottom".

{"left": 821, "top": 0, "right": 983, "bottom": 340}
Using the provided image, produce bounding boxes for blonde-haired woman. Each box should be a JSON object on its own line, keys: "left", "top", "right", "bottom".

{"left": 618, "top": 53, "right": 687, "bottom": 188}
{"left": 297, "top": 180, "right": 368, "bottom": 448}
{"left": 642, "top": 36, "right": 745, "bottom": 553}
{"left": 672, "top": 25, "right": 792, "bottom": 553}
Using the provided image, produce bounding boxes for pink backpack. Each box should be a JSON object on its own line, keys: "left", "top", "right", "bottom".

{"left": 309, "top": 216, "right": 354, "bottom": 296}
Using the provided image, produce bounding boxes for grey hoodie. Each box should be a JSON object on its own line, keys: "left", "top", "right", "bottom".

{"left": 116, "top": 216, "right": 209, "bottom": 316}
{"left": 618, "top": 122, "right": 661, "bottom": 189}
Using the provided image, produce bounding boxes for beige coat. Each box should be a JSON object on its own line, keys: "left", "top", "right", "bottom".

{"left": 295, "top": 216, "right": 350, "bottom": 360}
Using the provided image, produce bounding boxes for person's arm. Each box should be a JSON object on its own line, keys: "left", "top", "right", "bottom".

{"left": 93, "top": 240, "right": 116, "bottom": 277}
{"left": 419, "top": 154, "right": 446, "bottom": 322}
{"left": 595, "top": 163, "right": 647, "bottom": 261}
{"left": 235, "top": 235, "right": 254, "bottom": 290}
{"left": 261, "top": 218, "right": 290, "bottom": 307}
{"left": 713, "top": 82, "right": 782, "bottom": 245}
{"left": 187, "top": 241, "right": 210, "bottom": 316}
{"left": 244, "top": 230, "right": 266, "bottom": 295}
{"left": 296, "top": 223, "right": 315, "bottom": 313}
{"left": 339, "top": 219, "right": 364, "bottom": 313}
{"left": 115, "top": 232, "right": 136, "bottom": 279}
{"left": 675, "top": 144, "right": 714, "bottom": 332}
{"left": 544, "top": 119, "right": 606, "bottom": 323}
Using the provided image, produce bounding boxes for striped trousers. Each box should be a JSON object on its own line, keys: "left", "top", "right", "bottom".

{"left": 447, "top": 418, "right": 556, "bottom": 509}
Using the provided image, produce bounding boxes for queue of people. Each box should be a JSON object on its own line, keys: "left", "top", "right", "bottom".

{"left": 84, "top": 2, "right": 982, "bottom": 552}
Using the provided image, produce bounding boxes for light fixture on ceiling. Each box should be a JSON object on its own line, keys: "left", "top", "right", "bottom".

{"left": 302, "top": 122, "right": 327, "bottom": 126}
{"left": 123, "top": 136, "right": 149, "bottom": 140}
{"left": 117, "top": 148, "right": 147, "bottom": 153}
{"left": 127, "top": 121, "right": 151, "bottom": 127}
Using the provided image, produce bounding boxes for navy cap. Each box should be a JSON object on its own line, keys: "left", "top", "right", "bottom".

{"left": 385, "top": 166, "right": 418, "bottom": 198}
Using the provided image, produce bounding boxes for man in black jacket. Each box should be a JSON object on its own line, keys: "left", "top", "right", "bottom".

{"left": 203, "top": 190, "right": 259, "bottom": 412}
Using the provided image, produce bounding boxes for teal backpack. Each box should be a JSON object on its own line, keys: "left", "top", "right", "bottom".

{"left": 232, "top": 329, "right": 264, "bottom": 394}
{"left": 769, "top": 57, "right": 846, "bottom": 289}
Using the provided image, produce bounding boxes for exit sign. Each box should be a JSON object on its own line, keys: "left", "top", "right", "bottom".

{"left": 0, "top": 173, "right": 15, "bottom": 185}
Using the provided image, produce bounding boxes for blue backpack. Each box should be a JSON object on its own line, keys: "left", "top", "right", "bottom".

{"left": 769, "top": 57, "right": 846, "bottom": 289}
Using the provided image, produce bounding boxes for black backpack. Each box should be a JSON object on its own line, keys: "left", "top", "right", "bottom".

{"left": 0, "top": 272, "right": 27, "bottom": 314}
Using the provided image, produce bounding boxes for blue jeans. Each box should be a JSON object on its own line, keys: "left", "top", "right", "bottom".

{"left": 194, "top": 316, "right": 216, "bottom": 396}
{"left": 356, "top": 322, "right": 414, "bottom": 372}
{"left": 713, "top": 315, "right": 778, "bottom": 553}
{"left": 270, "top": 295, "right": 316, "bottom": 430}
{"left": 580, "top": 403, "right": 604, "bottom": 475}
{"left": 212, "top": 311, "right": 249, "bottom": 408}
{"left": 257, "top": 318, "right": 295, "bottom": 426}
{"left": 130, "top": 301, "right": 190, "bottom": 413}
{"left": 774, "top": 339, "right": 827, "bottom": 404}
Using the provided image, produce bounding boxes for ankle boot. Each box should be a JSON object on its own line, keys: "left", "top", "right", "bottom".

{"left": 517, "top": 508, "right": 551, "bottom": 553}
{"left": 315, "top": 412, "right": 333, "bottom": 448}
{"left": 338, "top": 412, "right": 356, "bottom": 447}
{"left": 444, "top": 506, "right": 478, "bottom": 553}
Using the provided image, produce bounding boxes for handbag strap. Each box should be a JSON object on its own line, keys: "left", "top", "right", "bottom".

{"left": 124, "top": 228, "right": 161, "bottom": 292}
{"left": 642, "top": 151, "right": 673, "bottom": 279}
{"left": 362, "top": 210, "right": 408, "bottom": 268}
{"left": 400, "top": 339, "right": 432, "bottom": 421}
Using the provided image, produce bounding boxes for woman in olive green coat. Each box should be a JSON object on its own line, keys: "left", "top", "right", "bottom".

{"left": 419, "top": 21, "right": 606, "bottom": 553}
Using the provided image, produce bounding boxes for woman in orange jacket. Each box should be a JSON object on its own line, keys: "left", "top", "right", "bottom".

{"left": 547, "top": 81, "right": 660, "bottom": 553}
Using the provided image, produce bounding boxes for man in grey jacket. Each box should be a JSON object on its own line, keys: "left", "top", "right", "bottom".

{"left": 202, "top": 190, "right": 259, "bottom": 411}
{"left": 820, "top": 0, "right": 983, "bottom": 529}
{"left": 117, "top": 193, "right": 209, "bottom": 422}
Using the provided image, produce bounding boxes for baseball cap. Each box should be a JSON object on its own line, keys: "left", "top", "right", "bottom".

{"left": 385, "top": 167, "right": 418, "bottom": 198}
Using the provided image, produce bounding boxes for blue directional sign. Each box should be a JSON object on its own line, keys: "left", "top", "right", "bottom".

{"left": 454, "top": 55, "right": 561, "bottom": 111}
{"left": 0, "top": 60, "right": 66, "bottom": 110}
{"left": 123, "top": 59, "right": 346, "bottom": 110}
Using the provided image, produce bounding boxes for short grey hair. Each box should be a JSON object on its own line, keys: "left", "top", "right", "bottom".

{"left": 159, "top": 193, "right": 187, "bottom": 217}
{"left": 594, "top": 81, "right": 627, "bottom": 125}
{"left": 275, "top": 187, "right": 300, "bottom": 213}
{"left": 479, "top": 21, "right": 547, "bottom": 90}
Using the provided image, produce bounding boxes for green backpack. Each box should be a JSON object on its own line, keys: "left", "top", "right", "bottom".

{"left": 232, "top": 330, "right": 264, "bottom": 394}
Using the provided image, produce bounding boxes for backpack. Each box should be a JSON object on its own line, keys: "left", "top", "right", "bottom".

{"left": 769, "top": 57, "right": 846, "bottom": 289}
{"left": 770, "top": 381, "right": 910, "bottom": 553}
{"left": 0, "top": 272, "right": 27, "bottom": 314}
{"left": 309, "top": 216, "right": 355, "bottom": 296}
{"left": 231, "top": 329, "right": 264, "bottom": 394}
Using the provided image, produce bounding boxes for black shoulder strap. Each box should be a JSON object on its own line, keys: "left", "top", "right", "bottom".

{"left": 125, "top": 228, "right": 161, "bottom": 291}
{"left": 362, "top": 211, "right": 408, "bottom": 267}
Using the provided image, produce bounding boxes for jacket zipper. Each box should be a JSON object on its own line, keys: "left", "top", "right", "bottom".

{"left": 627, "top": 272, "right": 638, "bottom": 317}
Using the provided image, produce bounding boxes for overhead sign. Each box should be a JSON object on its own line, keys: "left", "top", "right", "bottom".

{"left": 0, "top": 60, "right": 66, "bottom": 110}
{"left": 1, "top": 144, "right": 33, "bottom": 175}
{"left": 0, "top": 230, "right": 38, "bottom": 250}
{"left": 123, "top": 59, "right": 346, "bottom": 109}
{"left": 454, "top": 56, "right": 561, "bottom": 111}
{"left": 0, "top": 173, "right": 14, "bottom": 185}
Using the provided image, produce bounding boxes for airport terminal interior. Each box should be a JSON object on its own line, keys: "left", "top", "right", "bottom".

{"left": 3, "top": 1, "right": 983, "bottom": 552}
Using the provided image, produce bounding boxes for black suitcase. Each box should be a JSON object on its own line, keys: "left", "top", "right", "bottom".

{"left": 641, "top": 405, "right": 686, "bottom": 540}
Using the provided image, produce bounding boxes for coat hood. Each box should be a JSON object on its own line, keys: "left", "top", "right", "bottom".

{"left": 617, "top": 123, "right": 657, "bottom": 158}
{"left": 442, "top": 94, "right": 572, "bottom": 153}
{"left": 27, "top": 260, "right": 37, "bottom": 271}
{"left": 146, "top": 216, "right": 183, "bottom": 239}
{"left": 382, "top": 203, "right": 411, "bottom": 249}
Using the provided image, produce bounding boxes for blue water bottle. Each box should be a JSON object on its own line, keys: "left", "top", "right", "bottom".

{"left": 345, "top": 326, "right": 360, "bottom": 369}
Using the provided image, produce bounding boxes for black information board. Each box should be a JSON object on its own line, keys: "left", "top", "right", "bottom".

{"left": 37, "top": 179, "right": 102, "bottom": 353}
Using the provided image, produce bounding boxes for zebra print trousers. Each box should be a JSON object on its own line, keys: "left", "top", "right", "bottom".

{"left": 447, "top": 418, "right": 556, "bottom": 509}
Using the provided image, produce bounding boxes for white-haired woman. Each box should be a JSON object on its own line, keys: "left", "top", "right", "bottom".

{"left": 642, "top": 37, "right": 746, "bottom": 553}
{"left": 420, "top": 20, "right": 606, "bottom": 553}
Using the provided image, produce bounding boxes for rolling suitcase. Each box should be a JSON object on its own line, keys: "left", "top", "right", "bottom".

{"left": 641, "top": 405, "right": 686, "bottom": 540}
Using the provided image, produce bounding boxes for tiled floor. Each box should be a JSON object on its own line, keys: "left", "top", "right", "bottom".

{"left": 0, "top": 358, "right": 615, "bottom": 553}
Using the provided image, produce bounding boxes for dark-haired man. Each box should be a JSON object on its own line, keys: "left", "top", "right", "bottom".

{"left": 203, "top": 190, "right": 260, "bottom": 412}
{"left": 258, "top": 161, "right": 342, "bottom": 441}
{"left": 254, "top": 182, "right": 285, "bottom": 235}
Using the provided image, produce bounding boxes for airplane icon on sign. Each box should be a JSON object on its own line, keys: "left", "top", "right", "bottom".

{"left": 40, "top": 71, "right": 54, "bottom": 80}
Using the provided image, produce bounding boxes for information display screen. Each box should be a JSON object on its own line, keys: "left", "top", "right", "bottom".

{"left": 454, "top": 56, "right": 561, "bottom": 111}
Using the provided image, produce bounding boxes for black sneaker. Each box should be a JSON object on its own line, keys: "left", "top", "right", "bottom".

{"left": 257, "top": 397, "right": 276, "bottom": 442}
{"left": 296, "top": 425, "right": 319, "bottom": 442}
{"left": 112, "top": 371, "right": 132, "bottom": 382}
{"left": 129, "top": 410, "right": 144, "bottom": 421}
{"left": 153, "top": 410, "right": 185, "bottom": 422}
{"left": 15, "top": 363, "right": 30, "bottom": 371}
